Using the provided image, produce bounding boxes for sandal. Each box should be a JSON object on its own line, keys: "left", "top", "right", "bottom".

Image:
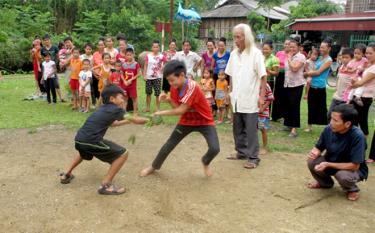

{"left": 98, "top": 183, "right": 126, "bottom": 195}
{"left": 243, "top": 162, "right": 257, "bottom": 169}
{"left": 307, "top": 181, "right": 322, "bottom": 189}
{"left": 346, "top": 191, "right": 359, "bottom": 201}
{"left": 60, "top": 172, "right": 75, "bottom": 184}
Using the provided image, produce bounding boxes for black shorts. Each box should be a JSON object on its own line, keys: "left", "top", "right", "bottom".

{"left": 53, "top": 76, "right": 60, "bottom": 89}
{"left": 145, "top": 79, "right": 161, "bottom": 96}
{"left": 75, "top": 139, "right": 126, "bottom": 164}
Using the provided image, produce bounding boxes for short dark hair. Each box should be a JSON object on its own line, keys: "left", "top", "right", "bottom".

{"left": 84, "top": 43, "right": 93, "bottom": 49}
{"left": 163, "top": 60, "right": 186, "bottom": 79}
{"left": 354, "top": 43, "right": 367, "bottom": 55}
{"left": 116, "top": 33, "right": 126, "bottom": 41}
{"left": 332, "top": 104, "right": 358, "bottom": 125}
{"left": 42, "top": 34, "right": 50, "bottom": 40}
{"left": 101, "top": 84, "right": 125, "bottom": 104}
{"left": 82, "top": 59, "right": 90, "bottom": 64}
{"left": 72, "top": 47, "right": 80, "bottom": 52}
{"left": 152, "top": 40, "right": 160, "bottom": 45}
{"left": 114, "top": 60, "right": 122, "bottom": 66}
{"left": 289, "top": 39, "right": 300, "bottom": 46}
{"left": 64, "top": 36, "right": 73, "bottom": 42}
{"left": 169, "top": 39, "right": 177, "bottom": 45}
{"left": 341, "top": 48, "right": 354, "bottom": 58}
{"left": 102, "top": 52, "right": 111, "bottom": 59}
{"left": 322, "top": 37, "right": 332, "bottom": 47}
{"left": 43, "top": 52, "right": 51, "bottom": 58}
{"left": 182, "top": 40, "right": 191, "bottom": 46}
{"left": 206, "top": 38, "right": 215, "bottom": 46}
{"left": 125, "top": 47, "right": 134, "bottom": 54}
{"left": 263, "top": 40, "right": 273, "bottom": 49}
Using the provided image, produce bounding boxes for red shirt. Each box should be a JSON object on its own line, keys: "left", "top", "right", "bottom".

{"left": 116, "top": 53, "right": 126, "bottom": 63}
{"left": 122, "top": 61, "right": 140, "bottom": 88}
{"left": 170, "top": 79, "right": 214, "bottom": 126}
{"left": 258, "top": 83, "right": 274, "bottom": 118}
{"left": 109, "top": 71, "right": 124, "bottom": 87}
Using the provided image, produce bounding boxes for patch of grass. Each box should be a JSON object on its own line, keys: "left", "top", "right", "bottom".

{"left": 0, "top": 74, "right": 373, "bottom": 156}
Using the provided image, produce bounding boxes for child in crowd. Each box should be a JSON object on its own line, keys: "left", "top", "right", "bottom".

{"left": 109, "top": 61, "right": 125, "bottom": 89}
{"left": 215, "top": 70, "right": 229, "bottom": 124}
{"left": 346, "top": 44, "right": 368, "bottom": 106}
{"left": 200, "top": 68, "right": 215, "bottom": 114}
{"left": 122, "top": 48, "right": 141, "bottom": 115}
{"left": 67, "top": 47, "right": 82, "bottom": 110}
{"left": 140, "top": 60, "right": 220, "bottom": 178}
{"left": 304, "top": 47, "right": 319, "bottom": 100}
{"left": 258, "top": 83, "right": 275, "bottom": 155}
{"left": 143, "top": 40, "right": 167, "bottom": 112}
{"left": 328, "top": 48, "right": 354, "bottom": 117}
{"left": 78, "top": 59, "right": 92, "bottom": 113}
{"left": 41, "top": 52, "right": 57, "bottom": 104}
{"left": 31, "top": 37, "right": 44, "bottom": 95}
{"left": 60, "top": 85, "right": 148, "bottom": 195}
{"left": 93, "top": 53, "right": 113, "bottom": 104}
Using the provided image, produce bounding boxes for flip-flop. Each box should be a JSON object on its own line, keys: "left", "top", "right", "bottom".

{"left": 243, "top": 162, "right": 257, "bottom": 169}
{"left": 60, "top": 172, "right": 75, "bottom": 184}
{"left": 98, "top": 183, "right": 126, "bottom": 195}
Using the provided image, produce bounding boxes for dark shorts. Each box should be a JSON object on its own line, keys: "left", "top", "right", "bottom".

{"left": 53, "top": 76, "right": 60, "bottom": 89}
{"left": 75, "top": 139, "right": 126, "bottom": 164}
{"left": 145, "top": 79, "right": 161, "bottom": 96}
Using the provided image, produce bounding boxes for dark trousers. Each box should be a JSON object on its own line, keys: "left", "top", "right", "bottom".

{"left": 352, "top": 97, "right": 373, "bottom": 136}
{"left": 370, "top": 131, "right": 375, "bottom": 160}
{"left": 162, "top": 76, "right": 170, "bottom": 93}
{"left": 327, "top": 99, "right": 345, "bottom": 121}
{"left": 233, "top": 112, "right": 260, "bottom": 164}
{"left": 307, "top": 87, "right": 328, "bottom": 125}
{"left": 271, "top": 71, "right": 285, "bottom": 121}
{"left": 92, "top": 76, "right": 100, "bottom": 104}
{"left": 45, "top": 78, "right": 57, "bottom": 103}
{"left": 151, "top": 125, "right": 220, "bottom": 170}
{"left": 307, "top": 156, "right": 361, "bottom": 192}
{"left": 283, "top": 85, "right": 304, "bottom": 128}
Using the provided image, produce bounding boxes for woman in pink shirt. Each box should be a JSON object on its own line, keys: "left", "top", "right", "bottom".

{"left": 351, "top": 43, "right": 375, "bottom": 142}
{"left": 272, "top": 39, "right": 290, "bottom": 121}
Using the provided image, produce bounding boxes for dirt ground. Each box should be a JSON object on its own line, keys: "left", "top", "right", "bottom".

{"left": 0, "top": 125, "right": 374, "bottom": 233}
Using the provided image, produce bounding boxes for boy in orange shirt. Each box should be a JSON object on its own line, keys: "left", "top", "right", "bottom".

{"left": 68, "top": 48, "right": 83, "bottom": 110}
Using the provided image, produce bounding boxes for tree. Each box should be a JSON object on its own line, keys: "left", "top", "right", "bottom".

{"left": 247, "top": 12, "right": 267, "bottom": 36}
{"left": 74, "top": 10, "right": 105, "bottom": 44}
{"left": 257, "top": 0, "right": 282, "bottom": 30}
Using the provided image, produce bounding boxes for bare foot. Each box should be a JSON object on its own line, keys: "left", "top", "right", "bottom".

{"left": 303, "top": 95, "right": 308, "bottom": 100}
{"left": 307, "top": 181, "right": 322, "bottom": 189}
{"left": 259, "top": 148, "right": 268, "bottom": 155}
{"left": 140, "top": 166, "right": 155, "bottom": 177}
{"left": 142, "top": 108, "right": 150, "bottom": 113}
{"left": 203, "top": 165, "right": 213, "bottom": 177}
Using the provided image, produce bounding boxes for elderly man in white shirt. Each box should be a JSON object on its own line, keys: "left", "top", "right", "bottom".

{"left": 225, "top": 24, "right": 267, "bottom": 169}
{"left": 173, "top": 40, "right": 202, "bottom": 79}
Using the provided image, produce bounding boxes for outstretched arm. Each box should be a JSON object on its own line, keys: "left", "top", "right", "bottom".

{"left": 154, "top": 103, "right": 189, "bottom": 116}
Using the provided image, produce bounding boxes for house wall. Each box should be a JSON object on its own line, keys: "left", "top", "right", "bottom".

{"left": 199, "top": 18, "right": 249, "bottom": 40}
{"left": 345, "top": 0, "right": 375, "bottom": 13}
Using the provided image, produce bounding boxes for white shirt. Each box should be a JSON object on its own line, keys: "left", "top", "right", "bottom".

{"left": 145, "top": 53, "right": 165, "bottom": 80}
{"left": 42, "top": 60, "right": 56, "bottom": 80}
{"left": 225, "top": 47, "right": 267, "bottom": 113}
{"left": 79, "top": 70, "right": 92, "bottom": 92}
{"left": 174, "top": 51, "right": 202, "bottom": 77}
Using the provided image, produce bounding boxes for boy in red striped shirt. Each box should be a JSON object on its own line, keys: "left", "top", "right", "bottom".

{"left": 140, "top": 60, "right": 220, "bottom": 177}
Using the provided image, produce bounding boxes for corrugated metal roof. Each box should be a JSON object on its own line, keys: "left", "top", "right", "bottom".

{"left": 201, "top": 0, "right": 289, "bottom": 20}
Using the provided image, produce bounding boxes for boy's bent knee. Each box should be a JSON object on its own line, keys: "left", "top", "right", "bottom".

{"left": 122, "top": 151, "right": 129, "bottom": 160}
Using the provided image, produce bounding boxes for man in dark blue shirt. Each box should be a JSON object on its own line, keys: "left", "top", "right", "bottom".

{"left": 307, "top": 104, "right": 368, "bottom": 201}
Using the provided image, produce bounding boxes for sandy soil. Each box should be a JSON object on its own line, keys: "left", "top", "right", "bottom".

{"left": 0, "top": 125, "right": 374, "bottom": 233}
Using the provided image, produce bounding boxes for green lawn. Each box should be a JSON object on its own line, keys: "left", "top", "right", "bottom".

{"left": 0, "top": 74, "right": 373, "bottom": 156}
